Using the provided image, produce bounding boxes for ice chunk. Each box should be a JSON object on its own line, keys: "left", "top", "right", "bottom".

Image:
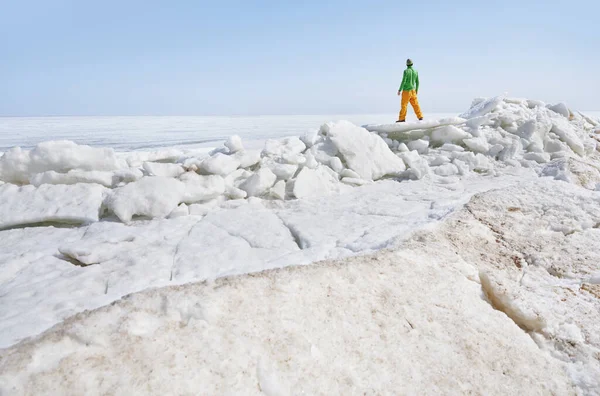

{"left": 341, "top": 177, "right": 370, "bottom": 186}
{"left": 239, "top": 167, "right": 277, "bottom": 197}
{"left": 224, "top": 168, "right": 252, "bottom": 188}
{"left": 329, "top": 157, "right": 344, "bottom": 173}
{"left": 523, "top": 152, "right": 551, "bottom": 164}
{"left": 463, "top": 137, "right": 490, "bottom": 153}
{"left": 262, "top": 137, "right": 306, "bottom": 158}
{"left": 428, "top": 156, "right": 451, "bottom": 166}
{"left": 0, "top": 141, "right": 123, "bottom": 184}
{"left": 550, "top": 118, "right": 585, "bottom": 156}
{"left": 30, "top": 170, "right": 114, "bottom": 187}
{"left": 168, "top": 203, "right": 189, "bottom": 219}
{"left": 407, "top": 139, "right": 429, "bottom": 154}
{"left": 434, "top": 163, "right": 459, "bottom": 176}
{"left": 430, "top": 125, "right": 471, "bottom": 146}
{"left": 547, "top": 103, "right": 570, "bottom": 118}
{"left": 0, "top": 183, "right": 107, "bottom": 229}
{"left": 364, "top": 117, "right": 466, "bottom": 134}
{"left": 459, "top": 96, "right": 503, "bottom": 119}
{"left": 225, "top": 186, "right": 247, "bottom": 200}
{"left": 309, "top": 140, "right": 338, "bottom": 164}
{"left": 300, "top": 129, "right": 320, "bottom": 148}
{"left": 304, "top": 152, "right": 318, "bottom": 169}
{"left": 322, "top": 121, "right": 406, "bottom": 180}
{"left": 440, "top": 143, "right": 465, "bottom": 152}
{"left": 142, "top": 162, "right": 185, "bottom": 178}
{"left": 397, "top": 143, "right": 409, "bottom": 152}
{"left": 107, "top": 177, "right": 186, "bottom": 223}
{"left": 399, "top": 151, "right": 430, "bottom": 180}
{"left": 112, "top": 168, "right": 144, "bottom": 184}
{"left": 292, "top": 166, "right": 339, "bottom": 199}
{"left": 180, "top": 172, "right": 226, "bottom": 203}
{"left": 225, "top": 135, "right": 244, "bottom": 154}
{"left": 200, "top": 153, "right": 241, "bottom": 176}
{"left": 527, "top": 99, "right": 546, "bottom": 108}
{"left": 265, "top": 161, "right": 298, "bottom": 180}
{"left": 339, "top": 169, "right": 361, "bottom": 179}
{"left": 269, "top": 180, "right": 286, "bottom": 200}
{"left": 234, "top": 150, "right": 262, "bottom": 169}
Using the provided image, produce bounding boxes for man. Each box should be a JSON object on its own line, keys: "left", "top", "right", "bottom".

{"left": 397, "top": 58, "right": 423, "bottom": 122}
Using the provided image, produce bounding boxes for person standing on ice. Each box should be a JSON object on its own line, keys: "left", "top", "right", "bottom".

{"left": 397, "top": 58, "right": 423, "bottom": 122}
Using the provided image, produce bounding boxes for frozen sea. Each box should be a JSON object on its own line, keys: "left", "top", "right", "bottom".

{"left": 0, "top": 113, "right": 455, "bottom": 152}
{"left": 1, "top": 101, "right": 599, "bottom": 394}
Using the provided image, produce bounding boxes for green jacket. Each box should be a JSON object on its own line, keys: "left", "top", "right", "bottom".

{"left": 399, "top": 66, "right": 419, "bottom": 92}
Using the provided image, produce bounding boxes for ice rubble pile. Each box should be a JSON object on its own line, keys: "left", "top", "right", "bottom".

{"left": 0, "top": 96, "right": 598, "bottom": 227}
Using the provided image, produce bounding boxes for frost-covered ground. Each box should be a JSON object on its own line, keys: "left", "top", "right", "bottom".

{"left": 1, "top": 97, "right": 599, "bottom": 394}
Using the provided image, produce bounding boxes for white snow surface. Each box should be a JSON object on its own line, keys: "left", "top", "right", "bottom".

{"left": 1, "top": 97, "right": 600, "bottom": 393}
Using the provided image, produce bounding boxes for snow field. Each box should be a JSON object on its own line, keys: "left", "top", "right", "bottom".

{"left": 2, "top": 179, "right": 599, "bottom": 395}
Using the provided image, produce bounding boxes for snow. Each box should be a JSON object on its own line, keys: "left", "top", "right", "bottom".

{"left": 1, "top": 97, "right": 600, "bottom": 394}
{"left": 322, "top": 121, "right": 406, "bottom": 180}
{"left": 0, "top": 183, "right": 107, "bottom": 230}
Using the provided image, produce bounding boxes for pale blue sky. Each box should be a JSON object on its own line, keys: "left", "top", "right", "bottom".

{"left": 0, "top": 0, "right": 598, "bottom": 116}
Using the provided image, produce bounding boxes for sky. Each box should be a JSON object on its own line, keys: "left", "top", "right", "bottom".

{"left": 0, "top": 0, "right": 598, "bottom": 116}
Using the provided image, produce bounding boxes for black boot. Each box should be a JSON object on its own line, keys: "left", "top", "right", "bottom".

{"left": 396, "top": 120, "right": 405, "bottom": 123}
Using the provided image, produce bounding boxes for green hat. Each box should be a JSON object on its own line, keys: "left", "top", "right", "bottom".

{"left": 406, "top": 58, "right": 413, "bottom": 66}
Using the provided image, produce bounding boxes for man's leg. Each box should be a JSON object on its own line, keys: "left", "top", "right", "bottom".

{"left": 399, "top": 90, "right": 410, "bottom": 121}
{"left": 409, "top": 91, "right": 423, "bottom": 120}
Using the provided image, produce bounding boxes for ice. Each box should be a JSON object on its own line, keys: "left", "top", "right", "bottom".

{"left": 199, "top": 152, "right": 241, "bottom": 176}
{"left": 224, "top": 135, "right": 244, "bottom": 153}
{"left": 179, "top": 172, "right": 226, "bottom": 203}
{"left": 308, "top": 140, "right": 338, "bottom": 164}
{"left": 399, "top": 151, "right": 430, "bottom": 180}
{"left": 142, "top": 162, "right": 185, "bottom": 178}
{"left": 5, "top": 178, "right": 597, "bottom": 395}
{"left": 0, "top": 183, "right": 107, "bottom": 230}
{"left": 239, "top": 167, "right": 277, "bottom": 197}
{"left": 0, "top": 141, "right": 124, "bottom": 184}
{"left": 233, "top": 150, "right": 261, "bottom": 169}
{"left": 463, "top": 137, "right": 490, "bottom": 153}
{"left": 364, "top": 117, "right": 466, "bottom": 134}
{"left": 269, "top": 180, "right": 286, "bottom": 200}
{"left": 291, "top": 166, "right": 341, "bottom": 199}
{"left": 1, "top": 96, "right": 600, "bottom": 393}
{"left": 30, "top": 170, "right": 115, "bottom": 187}
{"left": 430, "top": 125, "right": 471, "bottom": 146}
{"left": 550, "top": 117, "right": 585, "bottom": 156}
{"left": 262, "top": 137, "right": 306, "bottom": 158}
{"left": 434, "top": 163, "right": 459, "bottom": 176}
{"left": 548, "top": 102, "right": 571, "bottom": 118}
{"left": 459, "top": 96, "right": 503, "bottom": 119}
{"left": 264, "top": 161, "right": 298, "bottom": 180}
{"left": 325, "top": 157, "right": 341, "bottom": 174}
{"left": 407, "top": 139, "right": 429, "bottom": 154}
{"left": 107, "top": 177, "right": 186, "bottom": 222}
{"left": 323, "top": 121, "right": 406, "bottom": 180}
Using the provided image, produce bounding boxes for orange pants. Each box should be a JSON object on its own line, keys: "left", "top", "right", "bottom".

{"left": 399, "top": 90, "right": 423, "bottom": 121}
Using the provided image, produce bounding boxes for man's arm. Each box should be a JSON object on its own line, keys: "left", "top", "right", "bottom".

{"left": 398, "top": 70, "right": 407, "bottom": 95}
{"left": 416, "top": 72, "right": 419, "bottom": 94}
